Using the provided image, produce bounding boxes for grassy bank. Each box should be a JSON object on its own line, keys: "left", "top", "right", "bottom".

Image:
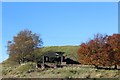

{"left": 2, "top": 62, "right": 120, "bottom": 78}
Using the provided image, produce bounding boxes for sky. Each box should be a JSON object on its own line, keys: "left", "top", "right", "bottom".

{"left": 1, "top": 0, "right": 119, "bottom": 2}
{"left": 1, "top": 2, "right": 118, "bottom": 62}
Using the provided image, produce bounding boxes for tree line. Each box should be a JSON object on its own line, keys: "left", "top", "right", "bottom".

{"left": 7, "top": 29, "right": 120, "bottom": 69}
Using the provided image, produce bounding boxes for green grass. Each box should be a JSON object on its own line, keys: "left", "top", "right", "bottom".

{"left": 41, "top": 46, "right": 80, "bottom": 61}
{"left": 25, "top": 65, "right": 120, "bottom": 78}
{"left": 2, "top": 62, "right": 36, "bottom": 77}
{"left": 15, "top": 62, "right": 36, "bottom": 73}
{"left": 2, "top": 62, "right": 120, "bottom": 78}
{"left": 2, "top": 60, "right": 19, "bottom": 67}
{"left": 2, "top": 60, "right": 20, "bottom": 76}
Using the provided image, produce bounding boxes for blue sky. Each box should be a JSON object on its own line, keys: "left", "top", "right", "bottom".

{"left": 2, "top": 2, "right": 118, "bottom": 62}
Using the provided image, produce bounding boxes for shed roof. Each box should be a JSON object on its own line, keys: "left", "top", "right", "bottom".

{"left": 43, "top": 52, "right": 64, "bottom": 57}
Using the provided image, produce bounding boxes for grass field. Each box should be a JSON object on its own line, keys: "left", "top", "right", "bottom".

{"left": 2, "top": 62, "right": 120, "bottom": 78}
{"left": 1, "top": 46, "right": 120, "bottom": 78}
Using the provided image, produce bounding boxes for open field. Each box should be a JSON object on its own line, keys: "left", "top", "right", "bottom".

{"left": 2, "top": 62, "right": 120, "bottom": 78}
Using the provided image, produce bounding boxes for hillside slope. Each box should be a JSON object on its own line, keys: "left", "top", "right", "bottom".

{"left": 2, "top": 46, "right": 120, "bottom": 78}
{"left": 2, "top": 62, "right": 120, "bottom": 78}
{"left": 2, "top": 46, "right": 80, "bottom": 77}
{"left": 41, "top": 46, "right": 79, "bottom": 61}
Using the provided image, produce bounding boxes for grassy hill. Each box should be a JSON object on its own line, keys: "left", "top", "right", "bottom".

{"left": 1, "top": 46, "right": 120, "bottom": 78}
{"left": 2, "top": 46, "right": 80, "bottom": 77}
{"left": 41, "top": 46, "right": 80, "bottom": 61}
{"left": 2, "top": 46, "right": 80, "bottom": 66}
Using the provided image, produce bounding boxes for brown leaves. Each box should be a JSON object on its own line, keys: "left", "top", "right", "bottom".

{"left": 7, "top": 29, "right": 43, "bottom": 63}
{"left": 77, "top": 33, "right": 120, "bottom": 67}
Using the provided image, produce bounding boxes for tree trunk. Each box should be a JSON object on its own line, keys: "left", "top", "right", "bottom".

{"left": 114, "top": 65, "right": 117, "bottom": 69}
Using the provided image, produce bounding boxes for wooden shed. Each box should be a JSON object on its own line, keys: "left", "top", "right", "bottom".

{"left": 36, "top": 51, "right": 80, "bottom": 69}
{"left": 41, "top": 51, "right": 66, "bottom": 69}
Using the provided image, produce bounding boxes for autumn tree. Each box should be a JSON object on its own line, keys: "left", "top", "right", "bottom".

{"left": 7, "top": 29, "right": 43, "bottom": 64}
{"left": 77, "top": 34, "right": 108, "bottom": 67}
{"left": 77, "top": 34, "right": 120, "bottom": 68}
{"left": 107, "top": 34, "right": 120, "bottom": 68}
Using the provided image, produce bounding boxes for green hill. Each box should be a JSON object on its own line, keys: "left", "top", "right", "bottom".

{"left": 2, "top": 46, "right": 80, "bottom": 77}
{"left": 2, "top": 46, "right": 79, "bottom": 65}
{"left": 41, "top": 46, "right": 80, "bottom": 61}
{"left": 1, "top": 46, "right": 120, "bottom": 78}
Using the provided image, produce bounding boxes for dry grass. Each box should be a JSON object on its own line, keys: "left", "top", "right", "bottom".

{"left": 2, "top": 63, "right": 120, "bottom": 78}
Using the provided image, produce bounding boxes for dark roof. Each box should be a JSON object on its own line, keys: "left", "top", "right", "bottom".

{"left": 43, "top": 52, "right": 64, "bottom": 57}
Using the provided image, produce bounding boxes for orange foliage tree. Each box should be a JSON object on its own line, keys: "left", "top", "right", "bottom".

{"left": 107, "top": 34, "right": 120, "bottom": 67}
{"left": 77, "top": 33, "right": 120, "bottom": 68}
{"left": 7, "top": 29, "right": 43, "bottom": 64}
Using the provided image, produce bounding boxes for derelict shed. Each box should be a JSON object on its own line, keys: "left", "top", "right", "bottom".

{"left": 40, "top": 51, "right": 66, "bottom": 68}
{"left": 42, "top": 51, "right": 65, "bottom": 63}
{"left": 36, "top": 51, "right": 80, "bottom": 68}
